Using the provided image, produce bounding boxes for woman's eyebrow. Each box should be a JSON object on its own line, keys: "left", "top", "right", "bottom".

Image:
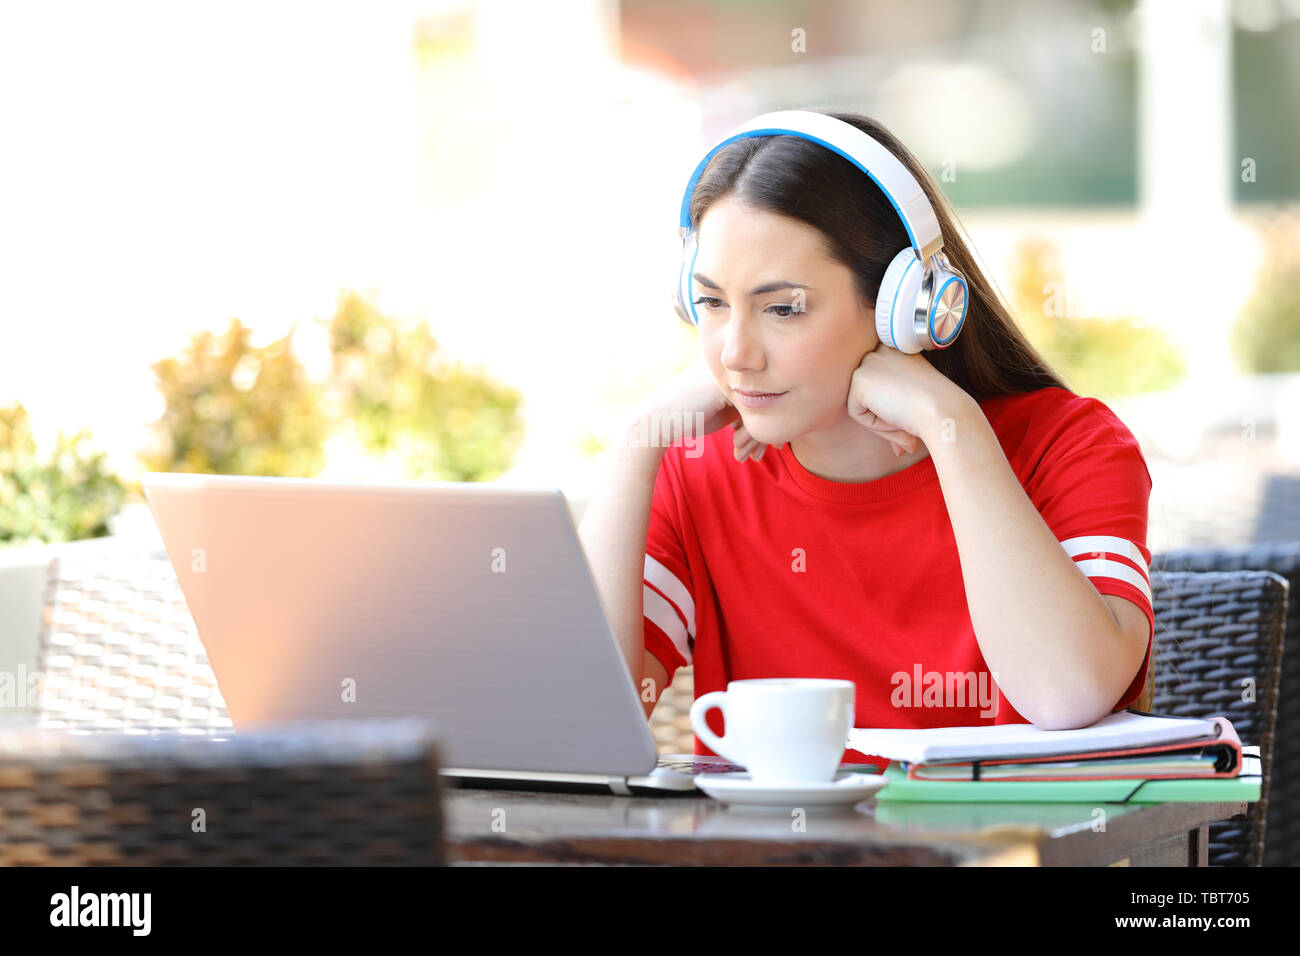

{"left": 692, "top": 274, "right": 812, "bottom": 295}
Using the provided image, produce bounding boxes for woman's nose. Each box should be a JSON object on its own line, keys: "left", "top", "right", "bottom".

{"left": 721, "top": 314, "right": 762, "bottom": 368}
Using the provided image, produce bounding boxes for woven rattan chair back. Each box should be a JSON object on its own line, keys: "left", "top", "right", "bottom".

{"left": 0, "top": 718, "right": 445, "bottom": 865}
{"left": 1146, "top": 568, "right": 1288, "bottom": 867}
{"left": 34, "top": 552, "right": 232, "bottom": 735}
{"left": 1152, "top": 543, "right": 1300, "bottom": 866}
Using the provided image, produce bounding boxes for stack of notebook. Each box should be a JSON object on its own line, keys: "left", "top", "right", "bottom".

{"left": 843, "top": 710, "right": 1261, "bottom": 803}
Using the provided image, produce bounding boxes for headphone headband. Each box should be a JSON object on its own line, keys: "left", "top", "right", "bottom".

{"left": 678, "top": 109, "right": 944, "bottom": 261}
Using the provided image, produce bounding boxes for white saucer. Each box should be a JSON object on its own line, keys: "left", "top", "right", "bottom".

{"left": 694, "top": 771, "right": 888, "bottom": 808}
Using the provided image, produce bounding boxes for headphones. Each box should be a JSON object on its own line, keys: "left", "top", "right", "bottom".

{"left": 671, "top": 110, "right": 969, "bottom": 355}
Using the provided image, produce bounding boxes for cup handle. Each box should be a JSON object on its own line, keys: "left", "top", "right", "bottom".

{"left": 689, "top": 691, "right": 743, "bottom": 765}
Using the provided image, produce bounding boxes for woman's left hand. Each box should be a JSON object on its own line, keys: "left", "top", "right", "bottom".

{"left": 846, "top": 342, "right": 959, "bottom": 457}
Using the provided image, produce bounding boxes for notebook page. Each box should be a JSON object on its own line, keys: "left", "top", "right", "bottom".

{"left": 845, "top": 711, "right": 1221, "bottom": 764}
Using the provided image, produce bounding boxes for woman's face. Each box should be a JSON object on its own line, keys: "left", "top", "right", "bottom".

{"left": 692, "top": 194, "right": 878, "bottom": 446}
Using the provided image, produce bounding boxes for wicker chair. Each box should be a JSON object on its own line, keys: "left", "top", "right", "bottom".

{"left": 14, "top": 552, "right": 447, "bottom": 865}
{"left": 0, "top": 717, "right": 445, "bottom": 866}
{"left": 33, "top": 550, "right": 232, "bottom": 735}
{"left": 649, "top": 667, "right": 696, "bottom": 754}
{"left": 1140, "top": 569, "right": 1288, "bottom": 867}
{"left": 1151, "top": 543, "right": 1300, "bottom": 867}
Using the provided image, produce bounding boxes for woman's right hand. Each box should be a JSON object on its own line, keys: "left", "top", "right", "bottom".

{"left": 630, "top": 358, "right": 773, "bottom": 462}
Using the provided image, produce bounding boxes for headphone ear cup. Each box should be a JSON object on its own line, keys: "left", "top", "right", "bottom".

{"left": 673, "top": 229, "right": 700, "bottom": 327}
{"left": 927, "top": 259, "right": 968, "bottom": 348}
{"left": 875, "top": 249, "right": 925, "bottom": 353}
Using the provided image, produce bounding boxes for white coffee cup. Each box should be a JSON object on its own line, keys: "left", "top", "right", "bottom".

{"left": 688, "top": 678, "right": 855, "bottom": 785}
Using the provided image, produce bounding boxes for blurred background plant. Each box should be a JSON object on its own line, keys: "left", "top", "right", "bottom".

{"left": 2, "top": 289, "right": 525, "bottom": 548}
{"left": 139, "top": 318, "right": 331, "bottom": 479}
{"left": 1007, "top": 237, "right": 1187, "bottom": 398}
{"left": 1, "top": 402, "right": 127, "bottom": 548}
{"left": 323, "top": 290, "right": 525, "bottom": 482}
{"left": 138, "top": 291, "right": 525, "bottom": 486}
{"left": 1230, "top": 226, "right": 1300, "bottom": 374}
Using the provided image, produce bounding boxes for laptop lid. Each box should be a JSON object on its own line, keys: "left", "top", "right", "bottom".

{"left": 139, "top": 472, "right": 660, "bottom": 777}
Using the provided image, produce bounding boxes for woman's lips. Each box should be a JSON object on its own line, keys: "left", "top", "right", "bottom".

{"left": 734, "top": 389, "right": 787, "bottom": 408}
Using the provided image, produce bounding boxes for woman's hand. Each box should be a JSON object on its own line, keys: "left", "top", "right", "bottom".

{"left": 634, "top": 358, "right": 776, "bottom": 464}
{"left": 632, "top": 357, "right": 741, "bottom": 449}
{"left": 729, "top": 418, "right": 778, "bottom": 463}
{"left": 846, "top": 342, "right": 959, "bottom": 457}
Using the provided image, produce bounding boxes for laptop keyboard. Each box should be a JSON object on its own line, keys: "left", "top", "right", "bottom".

{"left": 656, "top": 756, "right": 747, "bottom": 774}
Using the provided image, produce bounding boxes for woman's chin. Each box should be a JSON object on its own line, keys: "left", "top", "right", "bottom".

{"left": 742, "top": 424, "right": 782, "bottom": 447}
{"left": 738, "top": 407, "right": 797, "bottom": 446}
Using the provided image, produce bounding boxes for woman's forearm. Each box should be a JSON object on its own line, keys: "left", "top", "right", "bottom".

{"left": 577, "top": 410, "right": 667, "bottom": 690}
{"left": 921, "top": 396, "right": 1145, "bottom": 729}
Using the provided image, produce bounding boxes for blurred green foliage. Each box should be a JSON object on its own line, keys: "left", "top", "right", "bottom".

{"left": 142, "top": 292, "right": 524, "bottom": 483}
{"left": 140, "top": 318, "right": 330, "bottom": 477}
{"left": 325, "top": 291, "right": 525, "bottom": 481}
{"left": 1232, "top": 261, "right": 1300, "bottom": 373}
{"left": 4, "top": 291, "right": 524, "bottom": 548}
{"left": 1008, "top": 238, "right": 1186, "bottom": 398}
{"left": 1, "top": 402, "right": 126, "bottom": 548}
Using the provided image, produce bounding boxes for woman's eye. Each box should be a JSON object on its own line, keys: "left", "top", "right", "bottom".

{"left": 691, "top": 297, "right": 800, "bottom": 320}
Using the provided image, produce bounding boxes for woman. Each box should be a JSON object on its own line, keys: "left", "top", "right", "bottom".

{"left": 578, "top": 108, "right": 1154, "bottom": 769}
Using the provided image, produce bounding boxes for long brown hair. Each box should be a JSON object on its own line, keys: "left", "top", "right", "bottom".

{"left": 686, "top": 108, "right": 1070, "bottom": 401}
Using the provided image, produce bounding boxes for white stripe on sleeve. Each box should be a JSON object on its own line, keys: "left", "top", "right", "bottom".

{"left": 644, "top": 554, "right": 695, "bottom": 638}
{"left": 1060, "top": 536, "right": 1153, "bottom": 609}
{"left": 643, "top": 584, "right": 693, "bottom": 666}
{"left": 1060, "top": 535, "right": 1150, "bottom": 581}
{"left": 1071, "top": 558, "right": 1154, "bottom": 609}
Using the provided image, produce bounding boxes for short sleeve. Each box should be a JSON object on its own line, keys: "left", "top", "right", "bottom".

{"left": 642, "top": 447, "right": 695, "bottom": 680}
{"left": 1029, "top": 402, "right": 1154, "bottom": 712}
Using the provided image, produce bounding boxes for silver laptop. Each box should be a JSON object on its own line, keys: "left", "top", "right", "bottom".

{"left": 139, "top": 471, "right": 755, "bottom": 795}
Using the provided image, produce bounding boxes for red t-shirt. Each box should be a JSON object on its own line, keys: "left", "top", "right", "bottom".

{"left": 641, "top": 386, "right": 1155, "bottom": 771}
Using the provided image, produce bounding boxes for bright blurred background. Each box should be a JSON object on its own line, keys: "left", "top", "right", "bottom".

{"left": 2, "top": 0, "right": 1299, "bottom": 554}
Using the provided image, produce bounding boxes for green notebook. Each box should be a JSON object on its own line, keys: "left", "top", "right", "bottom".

{"left": 870, "top": 760, "right": 1261, "bottom": 803}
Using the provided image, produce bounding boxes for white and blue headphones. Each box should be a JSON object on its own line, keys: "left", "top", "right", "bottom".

{"left": 671, "top": 110, "right": 969, "bottom": 355}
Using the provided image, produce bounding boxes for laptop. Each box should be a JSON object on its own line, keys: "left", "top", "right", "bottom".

{"left": 138, "top": 471, "right": 761, "bottom": 795}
